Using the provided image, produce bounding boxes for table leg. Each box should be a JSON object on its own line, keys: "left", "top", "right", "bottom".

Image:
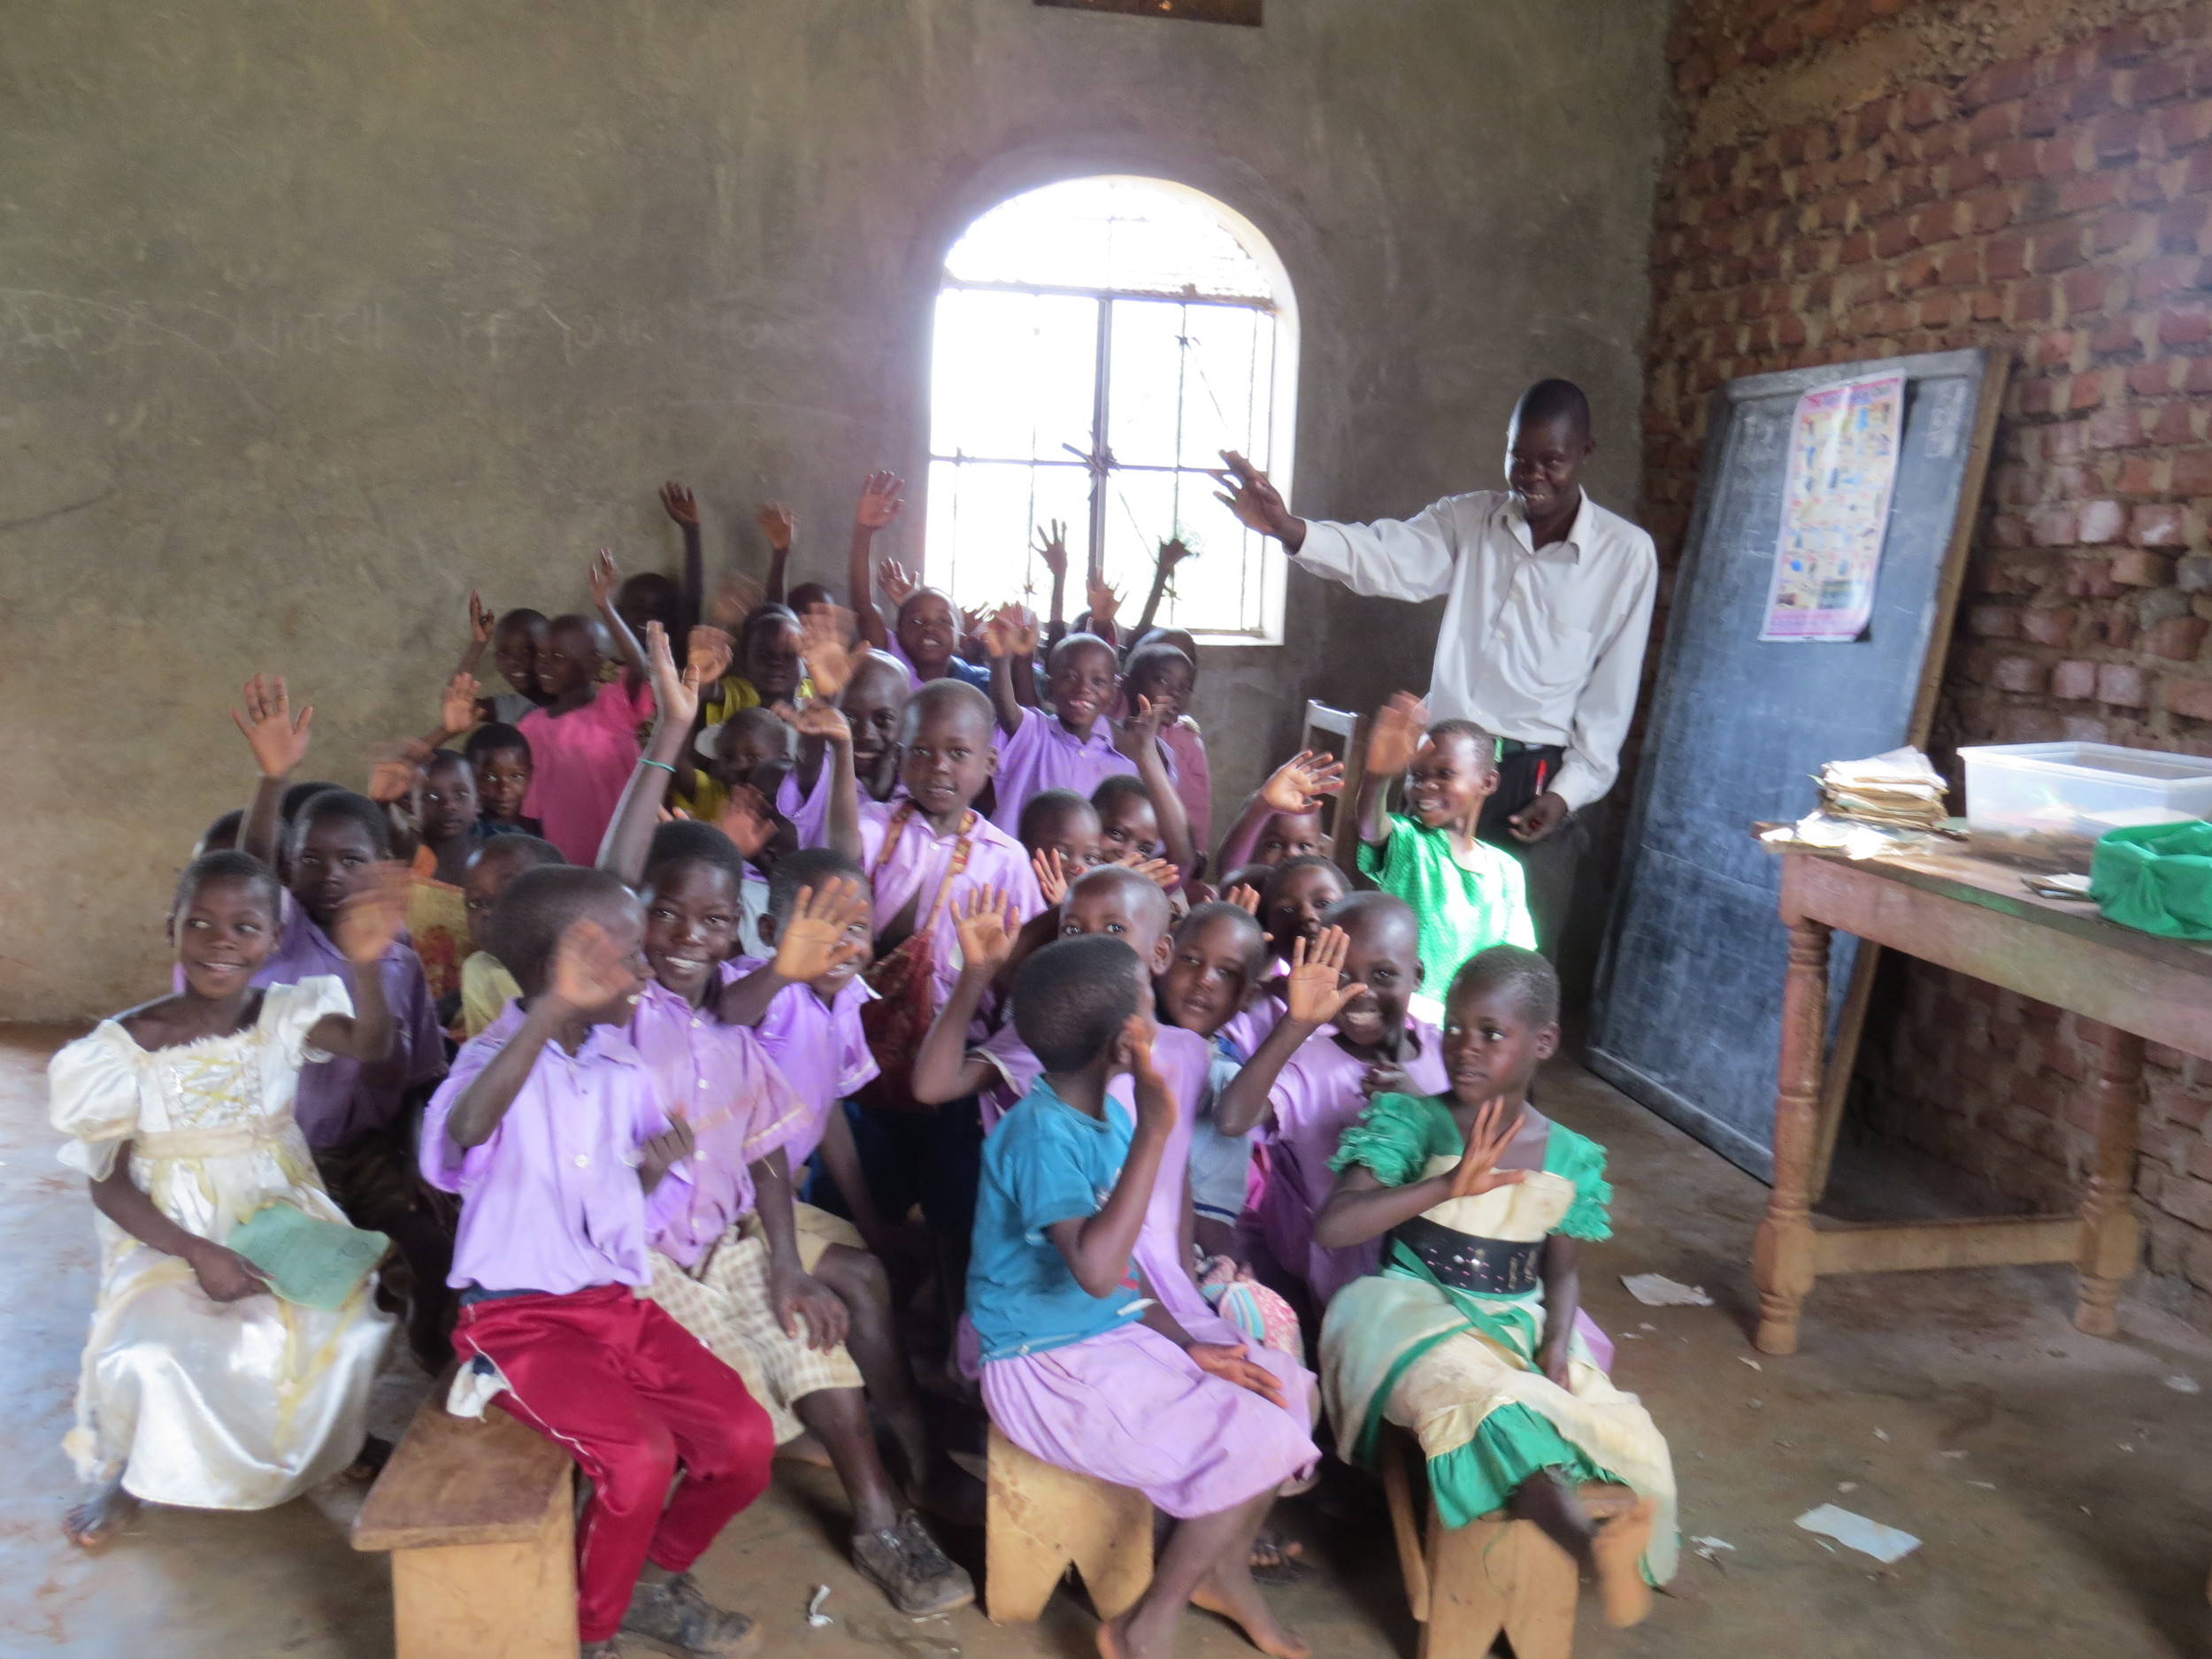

{"left": 1755, "top": 915, "right": 1831, "bottom": 1356}
{"left": 2073, "top": 1021, "right": 2144, "bottom": 1338}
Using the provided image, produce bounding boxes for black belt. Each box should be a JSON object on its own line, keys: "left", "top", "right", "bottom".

{"left": 1390, "top": 1216, "right": 1544, "bottom": 1294}
{"left": 1495, "top": 739, "right": 1564, "bottom": 760}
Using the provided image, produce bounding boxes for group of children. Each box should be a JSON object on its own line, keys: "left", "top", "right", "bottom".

{"left": 52, "top": 468, "right": 1674, "bottom": 1658}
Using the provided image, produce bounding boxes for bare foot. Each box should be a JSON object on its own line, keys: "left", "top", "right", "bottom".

{"left": 1096, "top": 1610, "right": 1133, "bottom": 1659}
{"left": 1191, "top": 1569, "right": 1311, "bottom": 1659}
{"left": 1591, "top": 1497, "right": 1656, "bottom": 1629}
{"left": 343, "top": 1434, "right": 393, "bottom": 1483}
{"left": 63, "top": 1479, "right": 137, "bottom": 1550}
{"left": 775, "top": 1431, "right": 834, "bottom": 1469}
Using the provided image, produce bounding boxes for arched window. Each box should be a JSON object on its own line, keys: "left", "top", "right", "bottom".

{"left": 926, "top": 176, "right": 1296, "bottom": 644}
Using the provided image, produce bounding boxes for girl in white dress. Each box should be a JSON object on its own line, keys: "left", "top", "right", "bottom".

{"left": 53, "top": 849, "right": 407, "bottom": 1547}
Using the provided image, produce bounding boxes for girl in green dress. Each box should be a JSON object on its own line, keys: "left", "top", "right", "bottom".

{"left": 1315, "top": 946, "right": 1674, "bottom": 1627}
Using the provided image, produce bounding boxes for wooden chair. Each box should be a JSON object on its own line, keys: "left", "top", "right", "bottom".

{"left": 1380, "top": 1426, "right": 1633, "bottom": 1659}
{"left": 1299, "top": 699, "right": 1368, "bottom": 881}
{"left": 983, "top": 1423, "right": 1153, "bottom": 1624}
{"left": 352, "top": 1388, "right": 578, "bottom": 1658}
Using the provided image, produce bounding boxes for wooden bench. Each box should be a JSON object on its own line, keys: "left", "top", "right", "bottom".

{"left": 352, "top": 1387, "right": 577, "bottom": 1658}
{"left": 983, "top": 1423, "right": 1153, "bottom": 1624}
{"left": 1381, "top": 1426, "right": 1632, "bottom": 1659}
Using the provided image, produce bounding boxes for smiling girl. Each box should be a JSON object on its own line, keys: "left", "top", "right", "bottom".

{"left": 1316, "top": 946, "right": 1675, "bottom": 1628}
{"left": 1354, "top": 693, "right": 1535, "bottom": 1011}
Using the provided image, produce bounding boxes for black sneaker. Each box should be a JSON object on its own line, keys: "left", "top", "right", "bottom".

{"left": 851, "top": 1509, "right": 977, "bottom": 1617}
{"left": 619, "top": 1572, "right": 760, "bottom": 1656}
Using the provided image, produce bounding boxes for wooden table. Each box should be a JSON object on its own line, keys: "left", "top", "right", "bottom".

{"left": 1755, "top": 841, "right": 2212, "bottom": 1356}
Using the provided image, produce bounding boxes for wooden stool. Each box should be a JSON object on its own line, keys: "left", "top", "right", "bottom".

{"left": 1381, "top": 1426, "right": 1632, "bottom": 1659}
{"left": 352, "top": 1389, "right": 577, "bottom": 1658}
{"left": 984, "top": 1423, "right": 1154, "bottom": 1624}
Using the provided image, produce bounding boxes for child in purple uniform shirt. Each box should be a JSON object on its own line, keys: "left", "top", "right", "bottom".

{"left": 1217, "top": 894, "right": 1449, "bottom": 1317}
{"left": 231, "top": 676, "right": 452, "bottom": 1367}
{"left": 424, "top": 864, "right": 772, "bottom": 1659}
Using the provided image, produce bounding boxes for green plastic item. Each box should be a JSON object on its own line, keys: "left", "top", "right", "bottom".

{"left": 2088, "top": 819, "right": 2212, "bottom": 939}
{"left": 227, "top": 1202, "right": 390, "bottom": 1311}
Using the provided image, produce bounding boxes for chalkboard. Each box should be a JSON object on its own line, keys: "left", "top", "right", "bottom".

{"left": 1588, "top": 348, "right": 2006, "bottom": 1181}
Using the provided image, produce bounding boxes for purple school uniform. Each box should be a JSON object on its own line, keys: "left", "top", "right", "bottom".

{"left": 856, "top": 800, "right": 1043, "bottom": 1012}
{"left": 987, "top": 706, "right": 1140, "bottom": 835}
{"left": 1259, "top": 1019, "right": 1448, "bottom": 1308}
{"left": 252, "top": 893, "right": 445, "bottom": 1151}
{"left": 422, "top": 1004, "right": 692, "bottom": 1294}
{"left": 625, "top": 979, "right": 813, "bottom": 1270}
{"left": 725, "top": 957, "right": 877, "bottom": 1167}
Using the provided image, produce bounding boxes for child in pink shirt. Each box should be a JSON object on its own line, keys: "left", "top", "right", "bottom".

{"left": 1216, "top": 894, "right": 1448, "bottom": 1313}
{"left": 422, "top": 864, "right": 770, "bottom": 1658}
{"left": 1125, "top": 638, "right": 1212, "bottom": 857}
{"left": 519, "top": 551, "right": 655, "bottom": 861}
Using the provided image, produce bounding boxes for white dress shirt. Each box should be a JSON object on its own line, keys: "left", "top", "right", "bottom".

{"left": 1294, "top": 489, "right": 1657, "bottom": 812}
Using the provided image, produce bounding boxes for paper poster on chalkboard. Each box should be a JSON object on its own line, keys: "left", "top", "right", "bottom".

{"left": 1759, "top": 372, "right": 1906, "bottom": 641}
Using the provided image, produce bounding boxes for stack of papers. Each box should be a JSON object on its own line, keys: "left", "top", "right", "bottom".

{"left": 1815, "top": 749, "right": 1949, "bottom": 830}
{"left": 1762, "top": 748, "right": 1952, "bottom": 860}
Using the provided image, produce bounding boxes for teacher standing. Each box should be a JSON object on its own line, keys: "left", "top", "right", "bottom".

{"left": 1214, "top": 379, "right": 1658, "bottom": 950}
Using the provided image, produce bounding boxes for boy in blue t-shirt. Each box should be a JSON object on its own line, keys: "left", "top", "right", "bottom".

{"left": 969, "top": 937, "right": 1317, "bottom": 1659}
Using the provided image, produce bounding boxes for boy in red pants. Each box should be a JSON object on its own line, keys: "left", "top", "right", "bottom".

{"left": 423, "top": 864, "right": 772, "bottom": 1657}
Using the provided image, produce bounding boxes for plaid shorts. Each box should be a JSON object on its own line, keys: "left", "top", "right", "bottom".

{"left": 645, "top": 1204, "right": 865, "bottom": 1444}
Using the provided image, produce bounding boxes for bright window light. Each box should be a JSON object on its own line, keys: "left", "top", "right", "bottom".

{"left": 926, "top": 177, "right": 1296, "bottom": 644}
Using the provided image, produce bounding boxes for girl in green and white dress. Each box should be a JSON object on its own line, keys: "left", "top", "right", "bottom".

{"left": 1316, "top": 945, "right": 1675, "bottom": 1628}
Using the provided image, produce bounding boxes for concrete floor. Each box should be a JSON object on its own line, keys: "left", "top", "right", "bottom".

{"left": 6, "top": 1023, "right": 2212, "bottom": 1658}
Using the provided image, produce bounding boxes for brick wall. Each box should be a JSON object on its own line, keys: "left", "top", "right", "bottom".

{"left": 1645, "top": 0, "right": 2212, "bottom": 1325}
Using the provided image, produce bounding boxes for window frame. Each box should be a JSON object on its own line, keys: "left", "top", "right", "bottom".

{"left": 925, "top": 178, "right": 1298, "bottom": 648}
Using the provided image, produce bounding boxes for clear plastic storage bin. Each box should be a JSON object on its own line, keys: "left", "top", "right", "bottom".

{"left": 1962, "top": 741, "right": 2212, "bottom": 872}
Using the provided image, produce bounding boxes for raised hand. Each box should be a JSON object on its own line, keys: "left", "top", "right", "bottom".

{"left": 645, "top": 621, "right": 703, "bottom": 733}
{"left": 1210, "top": 450, "right": 1300, "bottom": 542}
{"left": 874, "top": 557, "right": 919, "bottom": 608}
{"left": 1112, "top": 693, "right": 1171, "bottom": 761}
{"left": 332, "top": 864, "right": 413, "bottom": 965}
{"left": 982, "top": 603, "right": 1039, "bottom": 659}
{"left": 640, "top": 1112, "right": 696, "bottom": 1189}
{"left": 440, "top": 671, "right": 480, "bottom": 738}
{"left": 1448, "top": 1095, "right": 1531, "bottom": 1200}
{"left": 687, "top": 624, "right": 734, "bottom": 689}
{"left": 856, "top": 471, "right": 905, "bottom": 531}
{"left": 1286, "top": 927, "right": 1366, "bottom": 1027}
{"left": 1115, "top": 853, "right": 1179, "bottom": 890}
{"left": 1033, "top": 519, "right": 1069, "bottom": 578}
{"left": 366, "top": 748, "right": 426, "bottom": 808}
{"left": 231, "top": 674, "right": 314, "bottom": 778}
{"left": 780, "top": 698, "right": 852, "bottom": 748}
{"left": 756, "top": 500, "right": 795, "bottom": 553}
{"left": 1188, "top": 1342, "right": 1287, "bottom": 1410}
{"left": 954, "top": 885, "right": 1020, "bottom": 977}
{"left": 797, "top": 603, "right": 856, "bottom": 699}
{"left": 716, "top": 784, "right": 776, "bottom": 859}
{"left": 772, "top": 878, "right": 871, "bottom": 983}
{"left": 1086, "top": 575, "right": 1122, "bottom": 628}
{"left": 1223, "top": 882, "right": 1261, "bottom": 916}
{"left": 549, "top": 916, "right": 642, "bottom": 1013}
{"left": 957, "top": 605, "right": 987, "bottom": 649}
{"left": 468, "top": 590, "right": 496, "bottom": 644}
{"left": 1366, "top": 692, "right": 1430, "bottom": 780}
{"left": 588, "top": 548, "right": 621, "bottom": 611}
{"left": 707, "top": 571, "right": 764, "bottom": 631}
{"left": 1362, "top": 1061, "right": 1412, "bottom": 1100}
{"left": 1032, "top": 847, "right": 1072, "bottom": 907}
{"left": 659, "top": 480, "right": 700, "bottom": 529}
{"left": 1156, "top": 535, "right": 1192, "bottom": 573}
{"left": 1260, "top": 750, "right": 1346, "bottom": 815}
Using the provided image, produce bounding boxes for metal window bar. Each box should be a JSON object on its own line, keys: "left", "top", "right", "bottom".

{"left": 929, "top": 280, "right": 1279, "bottom": 636}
